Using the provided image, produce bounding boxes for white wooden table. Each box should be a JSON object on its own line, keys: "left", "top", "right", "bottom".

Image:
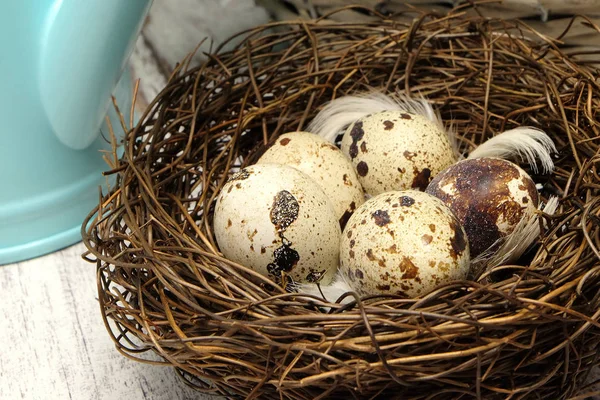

{"left": 0, "top": 243, "right": 207, "bottom": 400}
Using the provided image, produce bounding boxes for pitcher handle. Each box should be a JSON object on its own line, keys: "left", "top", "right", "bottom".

{"left": 39, "top": 0, "right": 152, "bottom": 150}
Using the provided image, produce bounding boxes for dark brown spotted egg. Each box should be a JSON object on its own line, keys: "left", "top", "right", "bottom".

{"left": 257, "top": 132, "right": 364, "bottom": 229}
{"left": 340, "top": 190, "right": 470, "bottom": 298}
{"left": 425, "top": 158, "right": 539, "bottom": 258}
{"left": 340, "top": 110, "right": 456, "bottom": 196}
{"left": 214, "top": 164, "right": 341, "bottom": 285}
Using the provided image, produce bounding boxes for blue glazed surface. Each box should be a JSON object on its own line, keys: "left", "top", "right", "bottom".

{"left": 0, "top": 1, "right": 151, "bottom": 264}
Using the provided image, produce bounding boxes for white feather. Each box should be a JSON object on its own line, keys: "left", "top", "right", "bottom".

{"left": 472, "top": 196, "right": 560, "bottom": 276}
{"left": 468, "top": 127, "right": 556, "bottom": 174}
{"left": 447, "top": 123, "right": 461, "bottom": 160}
{"left": 296, "top": 271, "right": 354, "bottom": 304}
{"left": 307, "top": 91, "right": 450, "bottom": 145}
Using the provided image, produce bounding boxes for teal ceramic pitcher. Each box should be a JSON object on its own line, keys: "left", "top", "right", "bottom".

{"left": 0, "top": 0, "right": 152, "bottom": 264}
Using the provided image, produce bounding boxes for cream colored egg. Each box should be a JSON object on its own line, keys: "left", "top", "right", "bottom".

{"left": 214, "top": 163, "right": 341, "bottom": 286}
{"left": 340, "top": 190, "right": 470, "bottom": 297}
{"left": 341, "top": 111, "right": 456, "bottom": 196}
{"left": 426, "top": 157, "right": 539, "bottom": 258}
{"left": 257, "top": 132, "right": 364, "bottom": 228}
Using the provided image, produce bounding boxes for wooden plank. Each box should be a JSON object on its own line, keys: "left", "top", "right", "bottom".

{"left": 0, "top": 244, "right": 206, "bottom": 400}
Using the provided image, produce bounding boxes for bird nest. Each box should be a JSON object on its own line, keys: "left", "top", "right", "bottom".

{"left": 83, "top": 6, "right": 600, "bottom": 399}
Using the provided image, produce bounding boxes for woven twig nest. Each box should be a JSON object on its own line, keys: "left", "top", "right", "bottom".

{"left": 83, "top": 6, "right": 600, "bottom": 399}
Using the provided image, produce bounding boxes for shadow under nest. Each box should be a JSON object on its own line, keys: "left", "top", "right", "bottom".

{"left": 83, "top": 6, "right": 600, "bottom": 400}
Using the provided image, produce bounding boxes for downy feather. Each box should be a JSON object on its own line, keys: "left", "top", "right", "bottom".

{"left": 308, "top": 91, "right": 455, "bottom": 151}
{"left": 296, "top": 271, "right": 354, "bottom": 304}
{"left": 468, "top": 127, "right": 556, "bottom": 174}
{"left": 471, "top": 196, "right": 559, "bottom": 276}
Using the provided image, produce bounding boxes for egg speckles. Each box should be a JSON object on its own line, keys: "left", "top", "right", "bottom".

{"left": 340, "top": 190, "right": 470, "bottom": 297}
{"left": 214, "top": 164, "right": 340, "bottom": 285}
{"left": 257, "top": 132, "right": 364, "bottom": 228}
{"left": 426, "top": 158, "right": 539, "bottom": 258}
{"left": 341, "top": 111, "right": 456, "bottom": 196}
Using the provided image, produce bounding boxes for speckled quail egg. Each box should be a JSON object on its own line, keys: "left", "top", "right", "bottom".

{"left": 341, "top": 110, "right": 456, "bottom": 196}
{"left": 214, "top": 163, "right": 341, "bottom": 286}
{"left": 257, "top": 132, "right": 364, "bottom": 228}
{"left": 426, "top": 157, "right": 539, "bottom": 258}
{"left": 340, "top": 190, "right": 470, "bottom": 298}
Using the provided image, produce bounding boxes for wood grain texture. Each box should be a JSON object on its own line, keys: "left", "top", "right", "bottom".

{"left": 0, "top": 244, "right": 206, "bottom": 400}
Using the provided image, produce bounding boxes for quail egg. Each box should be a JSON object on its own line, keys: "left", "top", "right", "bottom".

{"left": 214, "top": 164, "right": 341, "bottom": 286}
{"left": 425, "top": 157, "right": 539, "bottom": 258}
{"left": 257, "top": 132, "right": 364, "bottom": 228}
{"left": 341, "top": 110, "right": 456, "bottom": 196}
{"left": 340, "top": 190, "right": 470, "bottom": 298}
